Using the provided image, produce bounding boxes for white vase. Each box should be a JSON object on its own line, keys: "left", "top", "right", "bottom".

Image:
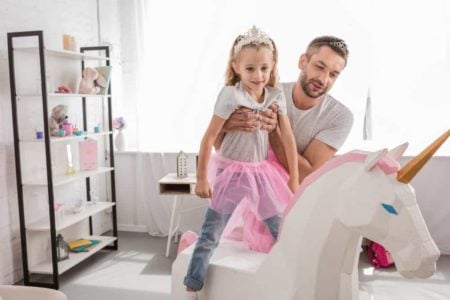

{"left": 115, "top": 129, "right": 126, "bottom": 151}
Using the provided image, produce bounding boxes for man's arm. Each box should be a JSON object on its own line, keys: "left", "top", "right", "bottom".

{"left": 221, "top": 107, "right": 261, "bottom": 132}
{"left": 269, "top": 129, "right": 336, "bottom": 183}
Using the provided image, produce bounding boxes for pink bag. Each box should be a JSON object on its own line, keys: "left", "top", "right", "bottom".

{"left": 367, "top": 241, "right": 395, "bottom": 268}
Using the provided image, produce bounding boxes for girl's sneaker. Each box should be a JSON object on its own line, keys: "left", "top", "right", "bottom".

{"left": 182, "top": 291, "right": 198, "bottom": 300}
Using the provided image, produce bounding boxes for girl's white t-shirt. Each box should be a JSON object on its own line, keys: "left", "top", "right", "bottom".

{"left": 214, "top": 82, "right": 287, "bottom": 162}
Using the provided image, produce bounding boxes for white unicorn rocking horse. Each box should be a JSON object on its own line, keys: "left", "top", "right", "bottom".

{"left": 172, "top": 131, "right": 449, "bottom": 300}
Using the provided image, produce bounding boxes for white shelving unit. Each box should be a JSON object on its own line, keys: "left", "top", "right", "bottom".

{"left": 22, "top": 167, "right": 114, "bottom": 187}
{"left": 14, "top": 47, "right": 110, "bottom": 61}
{"left": 29, "top": 235, "right": 117, "bottom": 274}
{"left": 17, "top": 93, "right": 111, "bottom": 98}
{"left": 20, "top": 131, "right": 113, "bottom": 143}
{"left": 27, "top": 202, "right": 116, "bottom": 232}
{"left": 8, "top": 31, "right": 118, "bottom": 289}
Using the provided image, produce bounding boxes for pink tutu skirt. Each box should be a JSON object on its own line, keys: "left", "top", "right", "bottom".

{"left": 210, "top": 150, "right": 292, "bottom": 252}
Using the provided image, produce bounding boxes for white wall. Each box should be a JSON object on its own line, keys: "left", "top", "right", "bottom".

{"left": 0, "top": 0, "right": 121, "bottom": 285}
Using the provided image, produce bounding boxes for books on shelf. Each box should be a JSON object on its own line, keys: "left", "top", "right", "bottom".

{"left": 95, "top": 66, "right": 112, "bottom": 95}
{"left": 68, "top": 239, "right": 101, "bottom": 252}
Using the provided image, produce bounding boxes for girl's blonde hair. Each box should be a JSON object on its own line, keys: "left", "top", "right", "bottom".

{"left": 225, "top": 35, "right": 279, "bottom": 87}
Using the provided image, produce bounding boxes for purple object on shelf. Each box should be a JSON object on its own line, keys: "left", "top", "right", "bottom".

{"left": 36, "top": 131, "right": 44, "bottom": 139}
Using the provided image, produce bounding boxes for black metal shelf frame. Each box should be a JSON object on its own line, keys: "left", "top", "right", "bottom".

{"left": 7, "top": 30, "right": 118, "bottom": 289}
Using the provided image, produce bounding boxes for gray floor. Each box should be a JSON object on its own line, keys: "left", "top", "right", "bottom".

{"left": 59, "top": 231, "right": 176, "bottom": 300}
{"left": 56, "top": 231, "right": 450, "bottom": 300}
{"left": 359, "top": 254, "right": 450, "bottom": 299}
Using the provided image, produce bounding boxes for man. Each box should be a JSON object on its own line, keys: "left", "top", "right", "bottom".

{"left": 220, "top": 36, "right": 353, "bottom": 183}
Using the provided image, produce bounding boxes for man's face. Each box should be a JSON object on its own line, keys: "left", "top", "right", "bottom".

{"left": 299, "top": 46, "right": 346, "bottom": 99}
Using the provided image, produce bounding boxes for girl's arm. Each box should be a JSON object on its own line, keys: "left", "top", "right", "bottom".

{"left": 196, "top": 115, "right": 227, "bottom": 198}
{"left": 278, "top": 114, "right": 299, "bottom": 193}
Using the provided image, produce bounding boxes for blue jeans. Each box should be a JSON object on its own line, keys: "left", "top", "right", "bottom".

{"left": 183, "top": 208, "right": 281, "bottom": 291}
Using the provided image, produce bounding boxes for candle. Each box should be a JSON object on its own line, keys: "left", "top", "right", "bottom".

{"left": 66, "top": 144, "right": 75, "bottom": 175}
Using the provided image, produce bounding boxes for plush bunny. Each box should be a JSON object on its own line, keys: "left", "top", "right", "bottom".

{"left": 78, "top": 67, "right": 101, "bottom": 94}
{"left": 49, "top": 105, "right": 68, "bottom": 136}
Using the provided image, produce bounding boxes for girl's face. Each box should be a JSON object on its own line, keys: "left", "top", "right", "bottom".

{"left": 232, "top": 46, "right": 274, "bottom": 100}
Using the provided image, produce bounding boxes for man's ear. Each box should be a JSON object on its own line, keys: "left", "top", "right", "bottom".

{"left": 299, "top": 54, "right": 307, "bottom": 70}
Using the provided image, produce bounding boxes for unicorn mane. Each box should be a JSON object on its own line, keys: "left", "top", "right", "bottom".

{"left": 283, "top": 150, "right": 401, "bottom": 217}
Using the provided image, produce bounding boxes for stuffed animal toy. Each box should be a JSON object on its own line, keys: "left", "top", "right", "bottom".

{"left": 49, "top": 105, "right": 68, "bottom": 136}
{"left": 78, "top": 67, "right": 101, "bottom": 94}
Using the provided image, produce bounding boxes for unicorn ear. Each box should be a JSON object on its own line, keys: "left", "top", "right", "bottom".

{"left": 388, "top": 142, "right": 409, "bottom": 161}
{"left": 365, "top": 149, "right": 388, "bottom": 171}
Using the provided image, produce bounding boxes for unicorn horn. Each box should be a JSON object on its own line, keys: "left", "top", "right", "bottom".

{"left": 397, "top": 130, "right": 450, "bottom": 183}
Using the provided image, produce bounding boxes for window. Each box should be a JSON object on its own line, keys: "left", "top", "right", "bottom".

{"left": 121, "top": 0, "right": 450, "bottom": 155}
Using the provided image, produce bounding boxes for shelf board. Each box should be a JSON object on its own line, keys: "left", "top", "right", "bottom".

{"left": 17, "top": 93, "right": 111, "bottom": 98}
{"left": 29, "top": 235, "right": 117, "bottom": 275}
{"left": 22, "top": 167, "right": 114, "bottom": 187}
{"left": 14, "top": 47, "right": 109, "bottom": 61}
{"left": 27, "top": 201, "right": 115, "bottom": 232}
{"left": 20, "top": 131, "right": 113, "bottom": 143}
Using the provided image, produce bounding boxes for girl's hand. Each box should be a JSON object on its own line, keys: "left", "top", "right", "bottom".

{"left": 288, "top": 177, "right": 299, "bottom": 194}
{"left": 195, "top": 179, "right": 212, "bottom": 198}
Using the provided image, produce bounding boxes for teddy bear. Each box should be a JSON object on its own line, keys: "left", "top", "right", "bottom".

{"left": 49, "top": 104, "right": 68, "bottom": 136}
{"left": 78, "top": 67, "right": 102, "bottom": 94}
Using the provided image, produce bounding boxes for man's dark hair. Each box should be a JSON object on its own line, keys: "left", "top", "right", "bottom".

{"left": 306, "top": 36, "right": 349, "bottom": 65}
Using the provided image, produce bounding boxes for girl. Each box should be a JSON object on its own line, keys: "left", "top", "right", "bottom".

{"left": 183, "top": 26, "right": 298, "bottom": 300}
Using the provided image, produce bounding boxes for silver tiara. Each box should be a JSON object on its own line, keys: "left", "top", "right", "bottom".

{"left": 329, "top": 41, "right": 347, "bottom": 51}
{"left": 234, "top": 26, "right": 274, "bottom": 54}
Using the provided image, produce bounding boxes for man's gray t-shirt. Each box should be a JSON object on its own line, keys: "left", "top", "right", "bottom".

{"left": 215, "top": 82, "right": 287, "bottom": 162}
{"left": 282, "top": 82, "right": 353, "bottom": 154}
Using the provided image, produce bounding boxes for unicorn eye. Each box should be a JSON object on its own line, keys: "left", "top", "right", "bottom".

{"left": 381, "top": 203, "right": 398, "bottom": 215}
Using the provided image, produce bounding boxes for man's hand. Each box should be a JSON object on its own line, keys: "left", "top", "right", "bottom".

{"left": 260, "top": 103, "right": 278, "bottom": 132}
{"left": 222, "top": 107, "right": 261, "bottom": 132}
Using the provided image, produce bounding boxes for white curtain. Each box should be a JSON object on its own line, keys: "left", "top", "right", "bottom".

{"left": 134, "top": 152, "right": 172, "bottom": 236}
{"left": 112, "top": 143, "right": 202, "bottom": 235}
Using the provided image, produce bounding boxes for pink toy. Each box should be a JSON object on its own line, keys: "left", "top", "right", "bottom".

{"left": 55, "top": 85, "right": 72, "bottom": 93}
{"left": 78, "top": 67, "right": 101, "bottom": 94}
{"left": 61, "top": 123, "right": 73, "bottom": 136}
{"left": 367, "top": 241, "right": 394, "bottom": 268}
{"left": 177, "top": 231, "right": 198, "bottom": 255}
